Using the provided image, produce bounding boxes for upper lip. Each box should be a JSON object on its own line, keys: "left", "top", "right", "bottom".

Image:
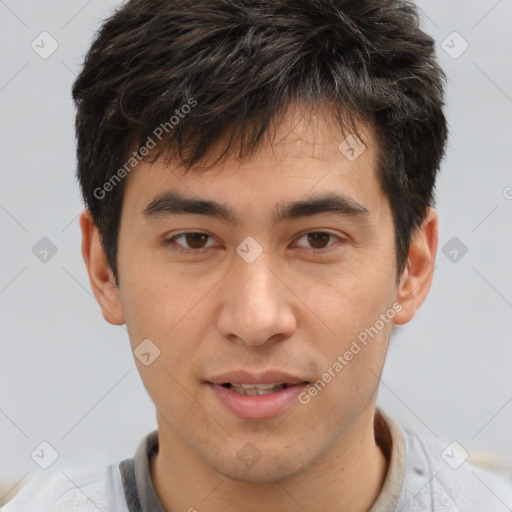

{"left": 208, "top": 370, "right": 309, "bottom": 386}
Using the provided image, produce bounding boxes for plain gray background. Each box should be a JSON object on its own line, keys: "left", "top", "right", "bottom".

{"left": 1, "top": 0, "right": 511, "bottom": 498}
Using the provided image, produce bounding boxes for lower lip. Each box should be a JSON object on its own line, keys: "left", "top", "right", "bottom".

{"left": 208, "top": 383, "right": 308, "bottom": 420}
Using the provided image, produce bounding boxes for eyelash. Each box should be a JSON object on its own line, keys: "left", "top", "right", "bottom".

{"left": 163, "top": 230, "right": 345, "bottom": 255}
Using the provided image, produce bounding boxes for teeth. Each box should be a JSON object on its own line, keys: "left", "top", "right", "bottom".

{"left": 229, "top": 383, "right": 286, "bottom": 395}
{"left": 234, "top": 383, "right": 285, "bottom": 390}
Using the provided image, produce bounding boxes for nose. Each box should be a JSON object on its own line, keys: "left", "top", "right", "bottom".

{"left": 216, "top": 252, "right": 297, "bottom": 347}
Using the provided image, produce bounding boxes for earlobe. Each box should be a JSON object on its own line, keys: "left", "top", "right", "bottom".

{"left": 393, "top": 208, "right": 438, "bottom": 326}
{"left": 79, "top": 210, "right": 125, "bottom": 326}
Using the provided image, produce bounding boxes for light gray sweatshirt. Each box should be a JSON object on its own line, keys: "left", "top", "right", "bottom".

{"left": 3, "top": 408, "right": 512, "bottom": 511}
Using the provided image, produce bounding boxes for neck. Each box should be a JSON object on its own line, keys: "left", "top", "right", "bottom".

{"left": 150, "top": 406, "right": 389, "bottom": 512}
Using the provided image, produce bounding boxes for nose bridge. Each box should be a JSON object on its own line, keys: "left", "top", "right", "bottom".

{"left": 236, "top": 250, "right": 276, "bottom": 304}
{"left": 217, "top": 247, "right": 296, "bottom": 346}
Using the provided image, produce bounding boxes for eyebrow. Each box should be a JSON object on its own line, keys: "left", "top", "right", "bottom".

{"left": 142, "top": 191, "right": 370, "bottom": 225}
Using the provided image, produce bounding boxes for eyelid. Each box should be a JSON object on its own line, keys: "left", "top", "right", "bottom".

{"left": 292, "top": 230, "right": 345, "bottom": 251}
{"left": 164, "top": 231, "right": 219, "bottom": 251}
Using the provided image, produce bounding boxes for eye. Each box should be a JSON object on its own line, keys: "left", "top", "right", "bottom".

{"left": 293, "top": 231, "right": 344, "bottom": 252}
{"left": 164, "top": 231, "right": 217, "bottom": 252}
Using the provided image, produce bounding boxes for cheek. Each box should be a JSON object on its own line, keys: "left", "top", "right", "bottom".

{"left": 305, "top": 269, "right": 395, "bottom": 392}
{"left": 119, "top": 269, "right": 188, "bottom": 343}
{"left": 305, "top": 321, "right": 392, "bottom": 431}
{"left": 119, "top": 274, "right": 211, "bottom": 391}
{"left": 309, "top": 271, "right": 392, "bottom": 338}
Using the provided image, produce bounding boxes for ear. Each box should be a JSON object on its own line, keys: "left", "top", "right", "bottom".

{"left": 393, "top": 207, "right": 438, "bottom": 325}
{"left": 79, "top": 210, "right": 125, "bottom": 325}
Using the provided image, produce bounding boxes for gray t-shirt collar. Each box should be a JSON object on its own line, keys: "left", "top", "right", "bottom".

{"left": 119, "top": 429, "right": 165, "bottom": 512}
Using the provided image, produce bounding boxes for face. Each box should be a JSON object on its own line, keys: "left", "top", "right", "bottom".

{"left": 82, "top": 104, "right": 436, "bottom": 484}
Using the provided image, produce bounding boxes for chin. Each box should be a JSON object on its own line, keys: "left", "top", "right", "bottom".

{"left": 221, "top": 460, "right": 306, "bottom": 484}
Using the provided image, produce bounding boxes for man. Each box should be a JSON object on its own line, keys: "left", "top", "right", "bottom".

{"left": 4, "top": 0, "right": 512, "bottom": 511}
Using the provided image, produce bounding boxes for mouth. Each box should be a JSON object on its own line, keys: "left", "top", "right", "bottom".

{"left": 219, "top": 382, "right": 293, "bottom": 396}
{"left": 207, "top": 378, "right": 310, "bottom": 420}
{"left": 206, "top": 370, "right": 310, "bottom": 419}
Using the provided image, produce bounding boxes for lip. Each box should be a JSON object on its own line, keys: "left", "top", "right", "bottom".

{"left": 207, "top": 382, "right": 308, "bottom": 420}
{"left": 206, "top": 370, "right": 309, "bottom": 420}
{"left": 208, "top": 370, "right": 308, "bottom": 386}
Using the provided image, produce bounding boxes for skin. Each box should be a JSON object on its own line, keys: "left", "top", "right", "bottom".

{"left": 81, "top": 103, "right": 438, "bottom": 512}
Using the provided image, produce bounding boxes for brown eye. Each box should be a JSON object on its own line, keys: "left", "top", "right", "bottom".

{"left": 183, "top": 233, "right": 209, "bottom": 249}
{"left": 165, "top": 232, "right": 216, "bottom": 252}
{"left": 294, "top": 231, "right": 347, "bottom": 256}
{"left": 306, "top": 232, "right": 332, "bottom": 249}
{"left": 295, "top": 231, "right": 342, "bottom": 252}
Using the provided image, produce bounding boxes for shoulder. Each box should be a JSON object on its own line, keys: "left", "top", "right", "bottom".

{"left": 1, "top": 463, "right": 128, "bottom": 512}
{"left": 399, "top": 425, "right": 512, "bottom": 511}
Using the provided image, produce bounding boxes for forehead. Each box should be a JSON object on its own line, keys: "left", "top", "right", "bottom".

{"left": 122, "top": 104, "right": 384, "bottom": 221}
